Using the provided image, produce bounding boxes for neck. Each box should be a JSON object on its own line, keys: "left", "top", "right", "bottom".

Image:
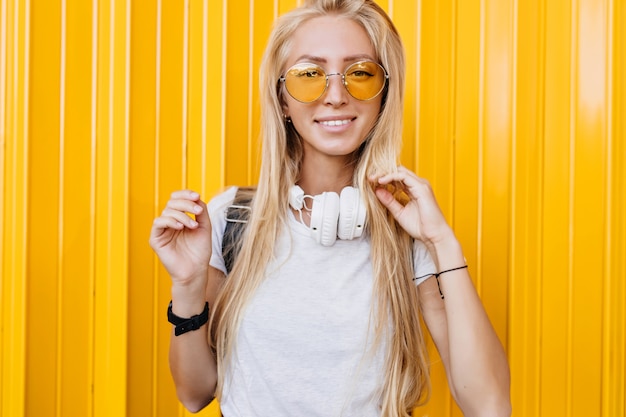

{"left": 297, "top": 155, "right": 356, "bottom": 195}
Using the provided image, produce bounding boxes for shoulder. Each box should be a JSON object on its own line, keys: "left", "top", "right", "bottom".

{"left": 207, "top": 186, "right": 239, "bottom": 215}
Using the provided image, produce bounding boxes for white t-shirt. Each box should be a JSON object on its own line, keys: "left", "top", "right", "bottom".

{"left": 209, "top": 187, "right": 436, "bottom": 417}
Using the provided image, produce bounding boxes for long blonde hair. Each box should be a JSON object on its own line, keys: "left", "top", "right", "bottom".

{"left": 211, "top": 1, "right": 430, "bottom": 415}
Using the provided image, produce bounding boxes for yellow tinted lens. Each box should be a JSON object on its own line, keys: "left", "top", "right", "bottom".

{"left": 284, "top": 64, "right": 327, "bottom": 102}
{"left": 344, "top": 61, "right": 386, "bottom": 100}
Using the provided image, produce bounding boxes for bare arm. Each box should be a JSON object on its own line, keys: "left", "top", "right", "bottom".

{"left": 372, "top": 168, "right": 511, "bottom": 416}
{"left": 419, "top": 239, "right": 511, "bottom": 416}
{"left": 149, "top": 190, "right": 224, "bottom": 412}
{"left": 168, "top": 266, "right": 225, "bottom": 412}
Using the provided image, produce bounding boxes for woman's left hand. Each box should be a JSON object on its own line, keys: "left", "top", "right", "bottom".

{"left": 370, "top": 166, "right": 454, "bottom": 245}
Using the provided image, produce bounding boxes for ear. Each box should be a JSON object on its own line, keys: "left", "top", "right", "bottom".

{"left": 277, "top": 81, "right": 290, "bottom": 117}
{"left": 281, "top": 98, "right": 290, "bottom": 118}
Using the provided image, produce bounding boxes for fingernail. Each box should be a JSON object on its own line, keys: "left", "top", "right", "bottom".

{"left": 190, "top": 220, "right": 198, "bottom": 227}
{"left": 193, "top": 205, "right": 202, "bottom": 214}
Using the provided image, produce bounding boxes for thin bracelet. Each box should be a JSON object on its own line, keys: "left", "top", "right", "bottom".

{"left": 434, "top": 265, "right": 468, "bottom": 299}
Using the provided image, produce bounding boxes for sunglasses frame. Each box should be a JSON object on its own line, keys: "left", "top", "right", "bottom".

{"left": 278, "top": 60, "right": 389, "bottom": 103}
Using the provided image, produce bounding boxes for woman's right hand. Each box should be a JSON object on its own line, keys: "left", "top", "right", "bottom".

{"left": 149, "top": 190, "right": 212, "bottom": 284}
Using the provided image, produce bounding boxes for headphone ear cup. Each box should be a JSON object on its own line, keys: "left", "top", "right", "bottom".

{"left": 289, "top": 185, "right": 305, "bottom": 210}
{"left": 337, "top": 187, "right": 366, "bottom": 240}
{"left": 310, "top": 191, "right": 340, "bottom": 246}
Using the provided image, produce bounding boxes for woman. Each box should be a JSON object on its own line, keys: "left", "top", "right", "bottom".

{"left": 149, "top": 0, "right": 511, "bottom": 416}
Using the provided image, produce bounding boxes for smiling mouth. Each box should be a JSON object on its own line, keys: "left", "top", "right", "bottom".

{"left": 317, "top": 118, "right": 354, "bottom": 127}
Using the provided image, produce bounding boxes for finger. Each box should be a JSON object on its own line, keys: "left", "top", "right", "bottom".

{"left": 375, "top": 173, "right": 434, "bottom": 204}
{"left": 164, "top": 197, "right": 209, "bottom": 230}
{"left": 374, "top": 168, "right": 420, "bottom": 187}
{"left": 149, "top": 216, "right": 184, "bottom": 243}
{"left": 151, "top": 215, "right": 184, "bottom": 231}
{"left": 369, "top": 177, "right": 411, "bottom": 206}
{"left": 374, "top": 186, "right": 406, "bottom": 219}
{"left": 170, "top": 189, "right": 201, "bottom": 201}
{"left": 160, "top": 208, "right": 199, "bottom": 229}
{"left": 192, "top": 199, "right": 211, "bottom": 229}
{"left": 166, "top": 197, "right": 203, "bottom": 215}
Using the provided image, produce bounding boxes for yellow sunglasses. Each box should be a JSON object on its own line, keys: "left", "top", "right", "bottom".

{"left": 279, "top": 60, "right": 389, "bottom": 103}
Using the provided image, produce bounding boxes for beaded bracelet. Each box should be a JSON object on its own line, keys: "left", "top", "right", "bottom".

{"left": 434, "top": 265, "right": 468, "bottom": 299}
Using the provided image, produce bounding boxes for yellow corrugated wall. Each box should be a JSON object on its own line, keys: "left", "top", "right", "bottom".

{"left": 1, "top": 0, "right": 624, "bottom": 416}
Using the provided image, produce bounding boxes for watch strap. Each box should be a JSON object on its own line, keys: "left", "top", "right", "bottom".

{"left": 167, "top": 301, "right": 209, "bottom": 336}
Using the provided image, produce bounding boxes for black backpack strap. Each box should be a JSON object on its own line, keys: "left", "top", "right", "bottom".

{"left": 222, "top": 187, "right": 255, "bottom": 274}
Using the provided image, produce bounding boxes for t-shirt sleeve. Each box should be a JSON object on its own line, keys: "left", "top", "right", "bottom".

{"left": 412, "top": 239, "right": 437, "bottom": 286}
{"left": 208, "top": 186, "right": 238, "bottom": 275}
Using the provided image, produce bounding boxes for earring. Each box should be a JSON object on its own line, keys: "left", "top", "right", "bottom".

{"left": 283, "top": 114, "right": 292, "bottom": 123}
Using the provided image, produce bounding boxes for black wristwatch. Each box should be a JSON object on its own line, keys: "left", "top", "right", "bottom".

{"left": 167, "top": 301, "right": 209, "bottom": 336}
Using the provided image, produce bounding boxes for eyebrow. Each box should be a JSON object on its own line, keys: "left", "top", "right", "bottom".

{"left": 294, "top": 54, "right": 376, "bottom": 63}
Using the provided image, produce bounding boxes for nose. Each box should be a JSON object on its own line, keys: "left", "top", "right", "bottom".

{"left": 323, "top": 73, "right": 349, "bottom": 106}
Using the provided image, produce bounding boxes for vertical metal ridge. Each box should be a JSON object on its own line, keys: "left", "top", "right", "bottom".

{"left": 508, "top": 0, "right": 519, "bottom": 358}
{"left": 601, "top": 0, "right": 614, "bottom": 414}
{"left": 616, "top": 3, "right": 626, "bottom": 402}
{"left": 151, "top": 0, "right": 162, "bottom": 414}
{"left": 56, "top": 0, "right": 68, "bottom": 415}
{"left": 88, "top": 1, "right": 98, "bottom": 415}
{"left": 122, "top": 0, "right": 132, "bottom": 411}
{"left": 448, "top": 2, "right": 457, "bottom": 412}
{"left": 246, "top": 0, "right": 255, "bottom": 184}
{"left": 534, "top": 1, "right": 547, "bottom": 413}
{"left": 200, "top": 0, "right": 208, "bottom": 195}
{"left": 22, "top": 2, "right": 31, "bottom": 411}
{"left": 220, "top": 0, "right": 227, "bottom": 188}
{"left": 476, "top": 0, "right": 486, "bottom": 295}
{"left": 0, "top": 0, "right": 6, "bottom": 139}
{"left": 107, "top": 0, "right": 115, "bottom": 296}
{"left": 413, "top": 0, "right": 421, "bottom": 169}
{"left": 0, "top": 25, "right": 5, "bottom": 403}
{"left": 449, "top": 0, "right": 457, "bottom": 220}
{"left": 18, "top": 0, "right": 30, "bottom": 413}
{"left": 182, "top": 0, "right": 189, "bottom": 187}
{"left": 566, "top": 0, "right": 577, "bottom": 415}
{"left": 124, "top": 0, "right": 131, "bottom": 208}
{"left": 508, "top": 0, "right": 520, "bottom": 407}
{"left": 0, "top": 0, "right": 7, "bottom": 406}
{"left": 612, "top": 1, "right": 623, "bottom": 412}
{"left": 154, "top": 0, "right": 162, "bottom": 204}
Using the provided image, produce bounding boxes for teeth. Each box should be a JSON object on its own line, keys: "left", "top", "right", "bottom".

{"left": 319, "top": 119, "right": 351, "bottom": 126}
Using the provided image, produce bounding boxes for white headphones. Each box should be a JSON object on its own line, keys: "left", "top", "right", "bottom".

{"left": 289, "top": 185, "right": 366, "bottom": 246}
